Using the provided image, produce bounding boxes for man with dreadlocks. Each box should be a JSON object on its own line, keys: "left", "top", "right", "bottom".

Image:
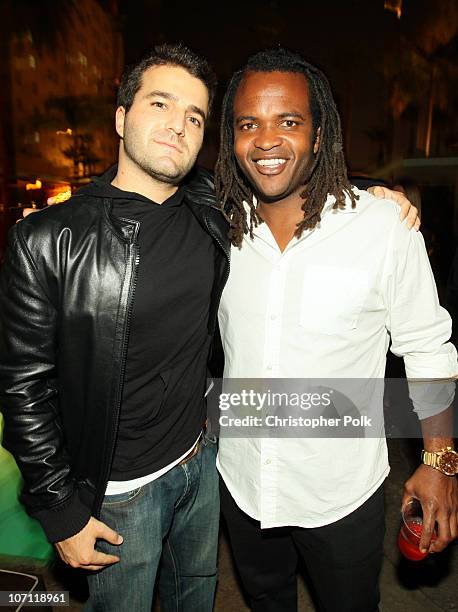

{"left": 214, "top": 48, "right": 458, "bottom": 612}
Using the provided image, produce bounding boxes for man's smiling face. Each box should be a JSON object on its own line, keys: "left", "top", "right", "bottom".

{"left": 233, "top": 70, "right": 320, "bottom": 205}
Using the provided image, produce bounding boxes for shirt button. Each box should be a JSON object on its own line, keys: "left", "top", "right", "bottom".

{"left": 266, "top": 364, "right": 273, "bottom": 370}
{"left": 265, "top": 459, "right": 271, "bottom": 465}
{"left": 270, "top": 314, "right": 277, "bottom": 320}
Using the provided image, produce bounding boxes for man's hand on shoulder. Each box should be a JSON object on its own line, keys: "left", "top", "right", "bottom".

{"left": 55, "top": 516, "right": 123, "bottom": 571}
{"left": 18, "top": 194, "right": 70, "bottom": 222}
{"left": 367, "top": 185, "right": 420, "bottom": 231}
{"left": 19, "top": 207, "right": 38, "bottom": 220}
{"left": 402, "top": 464, "right": 458, "bottom": 553}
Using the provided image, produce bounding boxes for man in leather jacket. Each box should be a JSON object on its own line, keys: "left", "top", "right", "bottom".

{"left": 0, "top": 44, "right": 229, "bottom": 612}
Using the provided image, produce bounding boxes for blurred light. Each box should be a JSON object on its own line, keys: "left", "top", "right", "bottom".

{"left": 384, "top": 0, "right": 402, "bottom": 19}
{"left": 47, "top": 185, "right": 72, "bottom": 204}
{"left": 26, "top": 179, "right": 42, "bottom": 191}
{"left": 48, "top": 190, "right": 71, "bottom": 205}
{"left": 56, "top": 128, "right": 73, "bottom": 135}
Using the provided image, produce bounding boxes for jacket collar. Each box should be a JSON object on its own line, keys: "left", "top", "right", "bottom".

{"left": 94, "top": 164, "right": 230, "bottom": 254}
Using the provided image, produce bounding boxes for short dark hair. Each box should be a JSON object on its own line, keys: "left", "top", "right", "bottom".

{"left": 215, "top": 47, "right": 358, "bottom": 247}
{"left": 117, "top": 43, "right": 217, "bottom": 115}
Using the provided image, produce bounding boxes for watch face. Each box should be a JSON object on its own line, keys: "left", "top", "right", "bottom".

{"left": 438, "top": 451, "right": 458, "bottom": 476}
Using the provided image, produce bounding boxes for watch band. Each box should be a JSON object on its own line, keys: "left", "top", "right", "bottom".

{"left": 421, "top": 449, "right": 438, "bottom": 468}
{"left": 421, "top": 447, "right": 458, "bottom": 476}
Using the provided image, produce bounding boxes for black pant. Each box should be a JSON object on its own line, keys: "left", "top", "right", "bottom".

{"left": 220, "top": 478, "right": 385, "bottom": 612}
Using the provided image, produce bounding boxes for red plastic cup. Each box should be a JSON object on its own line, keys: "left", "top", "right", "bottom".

{"left": 398, "top": 498, "right": 437, "bottom": 561}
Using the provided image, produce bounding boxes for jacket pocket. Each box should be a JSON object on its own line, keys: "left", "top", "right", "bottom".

{"left": 139, "top": 369, "right": 171, "bottom": 427}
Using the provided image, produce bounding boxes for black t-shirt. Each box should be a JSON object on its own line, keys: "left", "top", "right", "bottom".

{"left": 108, "top": 184, "right": 215, "bottom": 480}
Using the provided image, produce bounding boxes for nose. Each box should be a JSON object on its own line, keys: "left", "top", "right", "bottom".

{"left": 253, "top": 125, "right": 282, "bottom": 150}
{"left": 166, "top": 110, "right": 186, "bottom": 137}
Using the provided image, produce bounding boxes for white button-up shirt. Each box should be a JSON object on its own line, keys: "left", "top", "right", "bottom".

{"left": 216, "top": 188, "right": 457, "bottom": 528}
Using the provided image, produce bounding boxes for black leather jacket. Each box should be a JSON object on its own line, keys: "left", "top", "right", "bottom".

{"left": 0, "top": 167, "right": 230, "bottom": 543}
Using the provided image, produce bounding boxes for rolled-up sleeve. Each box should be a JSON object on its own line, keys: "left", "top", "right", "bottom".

{"left": 385, "top": 221, "right": 457, "bottom": 417}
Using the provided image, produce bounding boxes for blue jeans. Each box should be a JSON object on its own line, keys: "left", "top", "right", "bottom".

{"left": 85, "top": 435, "right": 219, "bottom": 612}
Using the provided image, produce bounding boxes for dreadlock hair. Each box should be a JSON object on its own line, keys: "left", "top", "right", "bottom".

{"left": 215, "top": 48, "right": 358, "bottom": 247}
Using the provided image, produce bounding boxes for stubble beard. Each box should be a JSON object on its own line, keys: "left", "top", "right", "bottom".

{"left": 123, "top": 130, "right": 195, "bottom": 186}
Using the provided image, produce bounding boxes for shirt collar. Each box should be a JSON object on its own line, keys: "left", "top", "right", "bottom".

{"left": 241, "top": 189, "right": 360, "bottom": 251}
{"left": 320, "top": 190, "right": 359, "bottom": 217}
{"left": 243, "top": 190, "right": 358, "bottom": 237}
{"left": 244, "top": 189, "right": 359, "bottom": 218}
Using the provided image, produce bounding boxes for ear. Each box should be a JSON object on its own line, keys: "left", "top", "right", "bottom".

{"left": 115, "top": 106, "right": 126, "bottom": 139}
{"left": 313, "top": 127, "right": 321, "bottom": 154}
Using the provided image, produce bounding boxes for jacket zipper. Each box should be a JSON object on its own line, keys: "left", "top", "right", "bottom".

{"left": 95, "top": 222, "right": 140, "bottom": 514}
{"left": 95, "top": 208, "right": 228, "bottom": 512}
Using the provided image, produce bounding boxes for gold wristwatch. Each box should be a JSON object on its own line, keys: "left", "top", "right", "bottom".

{"left": 421, "top": 447, "right": 458, "bottom": 476}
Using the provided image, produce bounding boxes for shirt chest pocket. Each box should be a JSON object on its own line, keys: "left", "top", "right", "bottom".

{"left": 299, "top": 265, "right": 369, "bottom": 335}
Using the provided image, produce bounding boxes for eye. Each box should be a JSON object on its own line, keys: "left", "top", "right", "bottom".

{"left": 188, "top": 116, "right": 202, "bottom": 128}
{"left": 281, "top": 119, "right": 298, "bottom": 128}
{"left": 151, "top": 101, "right": 166, "bottom": 109}
{"left": 240, "top": 122, "right": 257, "bottom": 131}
